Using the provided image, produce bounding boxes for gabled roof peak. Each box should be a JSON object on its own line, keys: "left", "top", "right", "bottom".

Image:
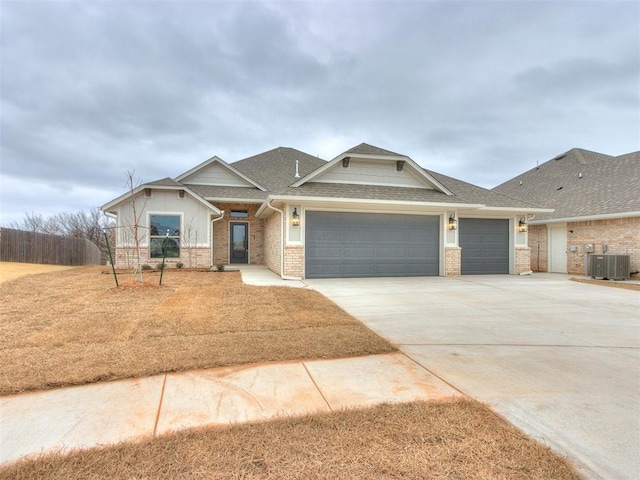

{"left": 175, "top": 155, "right": 267, "bottom": 191}
{"left": 145, "top": 177, "right": 183, "bottom": 187}
{"left": 550, "top": 148, "right": 613, "bottom": 165}
{"left": 345, "top": 143, "right": 404, "bottom": 157}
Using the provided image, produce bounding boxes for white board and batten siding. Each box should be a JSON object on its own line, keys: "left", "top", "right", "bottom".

{"left": 116, "top": 190, "right": 212, "bottom": 247}
{"left": 180, "top": 163, "right": 254, "bottom": 187}
{"left": 313, "top": 159, "right": 432, "bottom": 189}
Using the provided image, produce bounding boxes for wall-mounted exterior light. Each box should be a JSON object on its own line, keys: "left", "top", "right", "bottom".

{"left": 518, "top": 217, "right": 528, "bottom": 233}
{"left": 448, "top": 213, "right": 458, "bottom": 231}
{"left": 291, "top": 207, "right": 300, "bottom": 226}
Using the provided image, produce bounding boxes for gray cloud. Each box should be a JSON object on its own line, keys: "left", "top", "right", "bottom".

{"left": 1, "top": 0, "right": 638, "bottom": 223}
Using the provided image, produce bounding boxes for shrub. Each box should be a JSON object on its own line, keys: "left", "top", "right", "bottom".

{"left": 157, "top": 263, "right": 166, "bottom": 271}
{"left": 176, "top": 262, "right": 184, "bottom": 269}
{"left": 216, "top": 263, "right": 225, "bottom": 272}
{"left": 141, "top": 264, "right": 152, "bottom": 271}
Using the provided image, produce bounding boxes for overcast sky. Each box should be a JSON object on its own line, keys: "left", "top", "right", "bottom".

{"left": 1, "top": 0, "right": 638, "bottom": 224}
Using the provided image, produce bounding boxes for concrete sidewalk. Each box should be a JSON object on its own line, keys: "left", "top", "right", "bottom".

{"left": 0, "top": 353, "right": 459, "bottom": 465}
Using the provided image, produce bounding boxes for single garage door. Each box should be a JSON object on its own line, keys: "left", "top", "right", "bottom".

{"left": 459, "top": 218, "right": 509, "bottom": 274}
{"left": 305, "top": 212, "right": 439, "bottom": 278}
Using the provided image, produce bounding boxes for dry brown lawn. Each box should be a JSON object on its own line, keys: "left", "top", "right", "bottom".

{"left": 0, "top": 399, "right": 582, "bottom": 480}
{"left": 0, "top": 266, "right": 395, "bottom": 395}
{"left": 0, "top": 262, "right": 77, "bottom": 284}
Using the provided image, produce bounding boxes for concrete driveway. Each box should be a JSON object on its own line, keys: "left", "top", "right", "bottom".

{"left": 305, "top": 274, "right": 640, "bottom": 480}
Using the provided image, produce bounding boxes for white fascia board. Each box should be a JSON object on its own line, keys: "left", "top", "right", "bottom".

{"left": 101, "top": 185, "right": 222, "bottom": 216}
{"left": 267, "top": 195, "right": 484, "bottom": 209}
{"left": 175, "top": 155, "right": 267, "bottom": 192}
{"left": 291, "top": 151, "right": 453, "bottom": 195}
{"left": 181, "top": 186, "right": 223, "bottom": 214}
{"left": 255, "top": 195, "right": 486, "bottom": 218}
{"left": 175, "top": 155, "right": 223, "bottom": 181}
{"left": 204, "top": 197, "right": 264, "bottom": 204}
{"left": 101, "top": 185, "right": 146, "bottom": 213}
{"left": 530, "top": 211, "right": 640, "bottom": 224}
{"left": 290, "top": 151, "right": 361, "bottom": 186}
{"left": 477, "top": 206, "right": 555, "bottom": 213}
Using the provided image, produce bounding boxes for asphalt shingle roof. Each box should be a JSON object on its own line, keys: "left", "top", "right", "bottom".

{"left": 427, "top": 170, "right": 541, "bottom": 209}
{"left": 145, "top": 177, "right": 184, "bottom": 187}
{"left": 140, "top": 144, "right": 545, "bottom": 211}
{"left": 492, "top": 148, "right": 640, "bottom": 221}
{"left": 187, "top": 185, "right": 268, "bottom": 201}
{"left": 345, "top": 143, "right": 405, "bottom": 157}
{"left": 273, "top": 167, "right": 540, "bottom": 208}
{"left": 231, "top": 147, "right": 326, "bottom": 192}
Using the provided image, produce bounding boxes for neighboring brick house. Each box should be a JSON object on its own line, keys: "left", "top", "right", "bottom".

{"left": 493, "top": 149, "right": 640, "bottom": 276}
{"left": 102, "top": 143, "right": 549, "bottom": 278}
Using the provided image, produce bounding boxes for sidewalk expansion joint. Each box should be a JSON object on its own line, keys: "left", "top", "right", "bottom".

{"left": 400, "top": 352, "right": 470, "bottom": 399}
{"left": 153, "top": 374, "right": 168, "bottom": 437}
{"left": 301, "top": 361, "right": 332, "bottom": 412}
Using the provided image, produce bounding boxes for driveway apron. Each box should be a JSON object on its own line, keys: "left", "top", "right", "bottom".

{"left": 305, "top": 274, "right": 640, "bottom": 480}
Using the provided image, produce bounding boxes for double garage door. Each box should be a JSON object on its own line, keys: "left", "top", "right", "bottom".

{"left": 305, "top": 212, "right": 439, "bottom": 278}
{"left": 305, "top": 212, "right": 510, "bottom": 278}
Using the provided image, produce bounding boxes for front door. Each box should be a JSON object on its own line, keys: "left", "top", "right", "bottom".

{"left": 230, "top": 222, "right": 248, "bottom": 264}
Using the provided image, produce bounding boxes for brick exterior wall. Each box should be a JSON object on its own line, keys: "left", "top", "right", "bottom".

{"left": 179, "top": 247, "right": 211, "bottom": 269}
{"left": 528, "top": 217, "right": 639, "bottom": 275}
{"left": 211, "top": 203, "right": 264, "bottom": 266}
{"left": 528, "top": 224, "right": 548, "bottom": 272}
{"left": 566, "top": 217, "right": 639, "bottom": 275}
{"left": 445, "top": 247, "right": 461, "bottom": 276}
{"left": 264, "top": 211, "right": 282, "bottom": 276}
{"left": 284, "top": 245, "right": 304, "bottom": 278}
{"left": 115, "top": 247, "right": 150, "bottom": 269}
{"left": 515, "top": 246, "right": 531, "bottom": 274}
{"left": 113, "top": 247, "right": 211, "bottom": 269}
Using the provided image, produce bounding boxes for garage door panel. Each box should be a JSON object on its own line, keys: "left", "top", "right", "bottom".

{"left": 305, "top": 212, "right": 439, "bottom": 278}
{"left": 343, "top": 247, "right": 375, "bottom": 257}
{"left": 459, "top": 218, "right": 509, "bottom": 275}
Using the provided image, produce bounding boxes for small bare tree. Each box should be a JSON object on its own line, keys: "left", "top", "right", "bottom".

{"left": 123, "top": 170, "right": 148, "bottom": 283}
{"left": 182, "top": 212, "right": 199, "bottom": 268}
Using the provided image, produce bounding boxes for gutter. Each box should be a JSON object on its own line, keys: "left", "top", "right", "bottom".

{"left": 264, "top": 195, "right": 484, "bottom": 210}
{"left": 476, "top": 206, "right": 554, "bottom": 213}
{"left": 265, "top": 199, "right": 302, "bottom": 281}
{"left": 529, "top": 211, "right": 640, "bottom": 224}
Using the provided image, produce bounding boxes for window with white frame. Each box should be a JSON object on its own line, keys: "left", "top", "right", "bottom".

{"left": 149, "top": 214, "right": 181, "bottom": 258}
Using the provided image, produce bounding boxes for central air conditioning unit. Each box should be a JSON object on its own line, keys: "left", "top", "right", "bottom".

{"left": 590, "top": 254, "right": 631, "bottom": 280}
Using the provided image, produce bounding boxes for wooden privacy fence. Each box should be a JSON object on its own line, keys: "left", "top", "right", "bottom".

{"left": 0, "top": 228, "right": 101, "bottom": 266}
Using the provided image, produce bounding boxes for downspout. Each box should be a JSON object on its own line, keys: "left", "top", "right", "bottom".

{"left": 266, "top": 200, "right": 301, "bottom": 280}
{"left": 210, "top": 211, "right": 225, "bottom": 269}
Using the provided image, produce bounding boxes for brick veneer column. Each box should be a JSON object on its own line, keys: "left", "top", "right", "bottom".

{"left": 283, "top": 245, "right": 304, "bottom": 278}
{"left": 445, "top": 247, "right": 461, "bottom": 276}
{"left": 515, "top": 246, "right": 531, "bottom": 274}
